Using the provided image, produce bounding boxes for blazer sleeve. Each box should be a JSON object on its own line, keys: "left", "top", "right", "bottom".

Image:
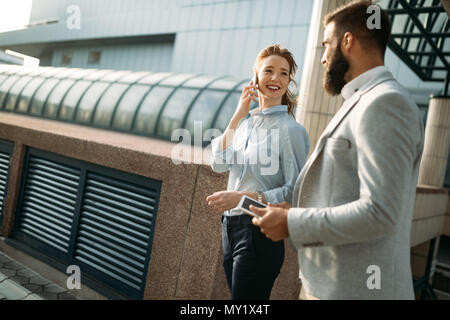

{"left": 287, "top": 92, "right": 423, "bottom": 249}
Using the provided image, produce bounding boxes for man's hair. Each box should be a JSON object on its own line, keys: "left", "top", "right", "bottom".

{"left": 324, "top": 0, "right": 391, "bottom": 54}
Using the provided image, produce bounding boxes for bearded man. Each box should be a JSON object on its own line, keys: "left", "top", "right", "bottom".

{"left": 250, "top": 0, "right": 425, "bottom": 299}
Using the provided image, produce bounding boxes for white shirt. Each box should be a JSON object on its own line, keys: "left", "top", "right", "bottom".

{"left": 341, "top": 65, "right": 388, "bottom": 101}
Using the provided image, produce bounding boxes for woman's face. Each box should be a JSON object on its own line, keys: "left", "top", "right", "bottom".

{"left": 256, "top": 55, "right": 291, "bottom": 101}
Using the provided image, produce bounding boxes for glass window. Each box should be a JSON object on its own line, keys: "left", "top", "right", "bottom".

{"left": 432, "top": 13, "right": 447, "bottom": 33}
{"left": 156, "top": 88, "right": 199, "bottom": 139}
{"left": 53, "top": 68, "right": 78, "bottom": 79}
{"left": 3, "top": 66, "right": 20, "bottom": 75}
{"left": 0, "top": 75, "right": 20, "bottom": 108}
{"left": 0, "top": 65, "right": 13, "bottom": 74}
{"left": 15, "top": 67, "right": 36, "bottom": 76}
{"left": 92, "top": 83, "right": 129, "bottom": 127}
{"left": 67, "top": 68, "right": 97, "bottom": 80}
{"left": 138, "top": 73, "right": 173, "bottom": 85}
{"left": 237, "top": 81, "right": 249, "bottom": 91}
{"left": 29, "top": 78, "right": 60, "bottom": 115}
{"left": 100, "top": 70, "right": 132, "bottom": 82}
{"left": 391, "top": 14, "right": 408, "bottom": 34}
{"left": 133, "top": 86, "right": 174, "bottom": 134}
{"left": 28, "top": 68, "right": 47, "bottom": 77}
{"left": 16, "top": 77, "right": 46, "bottom": 113}
{"left": 159, "top": 74, "right": 196, "bottom": 86}
{"left": 74, "top": 82, "right": 110, "bottom": 123}
{"left": 121, "top": 72, "right": 150, "bottom": 84}
{"left": 111, "top": 85, "right": 150, "bottom": 131}
{"left": 88, "top": 51, "right": 101, "bottom": 65}
{"left": 43, "top": 79, "right": 76, "bottom": 118}
{"left": 184, "top": 90, "right": 228, "bottom": 136}
{"left": 83, "top": 69, "right": 113, "bottom": 81}
{"left": 214, "top": 92, "right": 240, "bottom": 132}
{"left": 61, "top": 51, "right": 72, "bottom": 65}
{"left": 209, "top": 77, "right": 242, "bottom": 90}
{"left": 58, "top": 80, "right": 92, "bottom": 120}
{"left": 4, "top": 76, "right": 32, "bottom": 111}
{"left": 39, "top": 67, "right": 62, "bottom": 78}
{"left": 183, "top": 76, "right": 221, "bottom": 89}
{"left": 0, "top": 75, "right": 8, "bottom": 85}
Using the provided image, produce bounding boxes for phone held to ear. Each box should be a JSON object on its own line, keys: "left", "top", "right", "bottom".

{"left": 251, "top": 73, "right": 259, "bottom": 97}
{"left": 252, "top": 73, "right": 259, "bottom": 86}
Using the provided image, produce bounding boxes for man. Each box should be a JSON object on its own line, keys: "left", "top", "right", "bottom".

{"left": 250, "top": 0, "right": 424, "bottom": 299}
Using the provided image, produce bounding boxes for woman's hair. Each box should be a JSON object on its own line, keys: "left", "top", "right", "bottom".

{"left": 253, "top": 44, "right": 298, "bottom": 117}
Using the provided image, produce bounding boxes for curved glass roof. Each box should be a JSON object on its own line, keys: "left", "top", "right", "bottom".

{"left": 0, "top": 65, "right": 252, "bottom": 144}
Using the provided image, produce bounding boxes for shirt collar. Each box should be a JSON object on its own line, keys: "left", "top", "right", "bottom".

{"left": 341, "top": 65, "right": 388, "bottom": 100}
{"left": 250, "top": 105, "right": 288, "bottom": 117}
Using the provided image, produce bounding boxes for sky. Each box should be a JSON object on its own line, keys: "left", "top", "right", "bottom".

{"left": 0, "top": 0, "right": 33, "bottom": 33}
{"left": 0, "top": 0, "right": 39, "bottom": 66}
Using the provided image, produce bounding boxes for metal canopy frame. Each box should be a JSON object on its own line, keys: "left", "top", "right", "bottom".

{"left": 383, "top": 0, "right": 450, "bottom": 95}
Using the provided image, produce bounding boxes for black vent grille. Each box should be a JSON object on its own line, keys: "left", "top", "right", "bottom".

{"left": 75, "top": 172, "right": 157, "bottom": 291}
{"left": 14, "top": 148, "right": 162, "bottom": 299}
{"left": 18, "top": 156, "right": 80, "bottom": 253}
{"left": 0, "top": 151, "right": 11, "bottom": 220}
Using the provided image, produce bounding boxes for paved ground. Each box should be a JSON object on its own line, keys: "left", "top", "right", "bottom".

{"left": 0, "top": 251, "right": 79, "bottom": 300}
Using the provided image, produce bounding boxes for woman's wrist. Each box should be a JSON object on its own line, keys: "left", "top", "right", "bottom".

{"left": 238, "top": 191, "right": 265, "bottom": 203}
{"left": 228, "top": 112, "right": 245, "bottom": 130}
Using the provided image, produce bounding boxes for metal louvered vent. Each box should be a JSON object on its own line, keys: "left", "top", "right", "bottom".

{"left": 18, "top": 156, "right": 80, "bottom": 253}
{"left": 75, "top": 172, "right": 157, "bottom": 291}
{"left": 0, "top": 148, "right": 12, "bottom": 225}
{"left": 14, "top": 148, "right": 162, "bottom": 299}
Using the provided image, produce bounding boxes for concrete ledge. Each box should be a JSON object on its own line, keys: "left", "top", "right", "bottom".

{"left": 0, "top": 112, "right": 300, "bottom": 299}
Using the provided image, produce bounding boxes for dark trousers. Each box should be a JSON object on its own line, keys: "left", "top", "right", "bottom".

{"left": 222, "top": 214, "right": 285, "bottom": 300}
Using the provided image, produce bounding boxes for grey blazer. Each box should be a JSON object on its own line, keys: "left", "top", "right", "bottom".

{"left": 287, "top": 69, "right": 424, "bottom": 299}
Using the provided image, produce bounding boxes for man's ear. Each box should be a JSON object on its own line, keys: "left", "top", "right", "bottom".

{"left": 341, "top": 32, "right": 354, "bottom": 53}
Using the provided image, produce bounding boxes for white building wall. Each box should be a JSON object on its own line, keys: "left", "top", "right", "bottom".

{"left": 51, "top": 42, "right": 173, "bottom": 72}
{"left": 0, "top": 0, "right": 444, "bottom": 101}
{"left": 171, "top": 0, "right": 312, "bottom": 83}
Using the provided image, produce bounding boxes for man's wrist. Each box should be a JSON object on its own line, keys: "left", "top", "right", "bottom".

{"left": 257, "top": 191, "right": 263, "bottom": 203}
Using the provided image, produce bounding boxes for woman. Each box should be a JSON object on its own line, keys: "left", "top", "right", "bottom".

{"left": 206, "top": 44, "right": 309, "bottom": 300}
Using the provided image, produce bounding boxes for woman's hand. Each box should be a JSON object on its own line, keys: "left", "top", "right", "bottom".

{"left": 206, "top": 191, "right": 243, "bottom": 213}
{"left": 217, "top": 81, "right": 258, "bottom": 152}
{"left": 233, "top": 81, "right": 259, "bottom": 121}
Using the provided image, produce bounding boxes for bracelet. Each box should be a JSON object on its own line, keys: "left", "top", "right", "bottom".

{"left": 257, "top": 191, "right": 263, "bottom": 203}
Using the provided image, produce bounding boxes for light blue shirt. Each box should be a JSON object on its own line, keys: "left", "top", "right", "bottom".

{"left": 210, "top": 105, "right": 310, "bottom": 216}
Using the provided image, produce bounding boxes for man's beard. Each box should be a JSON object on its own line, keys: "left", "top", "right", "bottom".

{"left": 323, "top": 46, "right": 350, "bottom": 96}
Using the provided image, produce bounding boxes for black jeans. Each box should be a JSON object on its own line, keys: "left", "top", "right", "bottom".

{"left": 222, "top": 214, "right": 285, "bottom": 300}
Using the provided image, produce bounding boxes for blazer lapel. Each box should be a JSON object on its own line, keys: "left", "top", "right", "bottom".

{"left": 292, "top": 71, "right": 395, "bottom": 206}
{"left": 305, "top": 72, "right": 395, "bottom": 168}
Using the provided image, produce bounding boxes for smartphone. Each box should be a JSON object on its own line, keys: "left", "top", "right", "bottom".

{"left": 237, "top": 195, "right": 266, "bottom": 219}
{"left": 251, "top": 73, "right": 259, "bottom": 86}
{"left": 250, "top": 73, "right": 259, "bottom": 98}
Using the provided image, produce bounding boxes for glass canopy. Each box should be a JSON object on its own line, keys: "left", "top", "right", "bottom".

{"left": 0, "top": 65, "right": 249, "bottom": 145}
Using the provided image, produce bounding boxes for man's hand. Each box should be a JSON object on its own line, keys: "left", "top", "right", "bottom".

{"left": 206, "top": 191, "right": 242, "bottom": 213}
{"left": 250, "top": 203, "right": 290, "bottom": 241}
